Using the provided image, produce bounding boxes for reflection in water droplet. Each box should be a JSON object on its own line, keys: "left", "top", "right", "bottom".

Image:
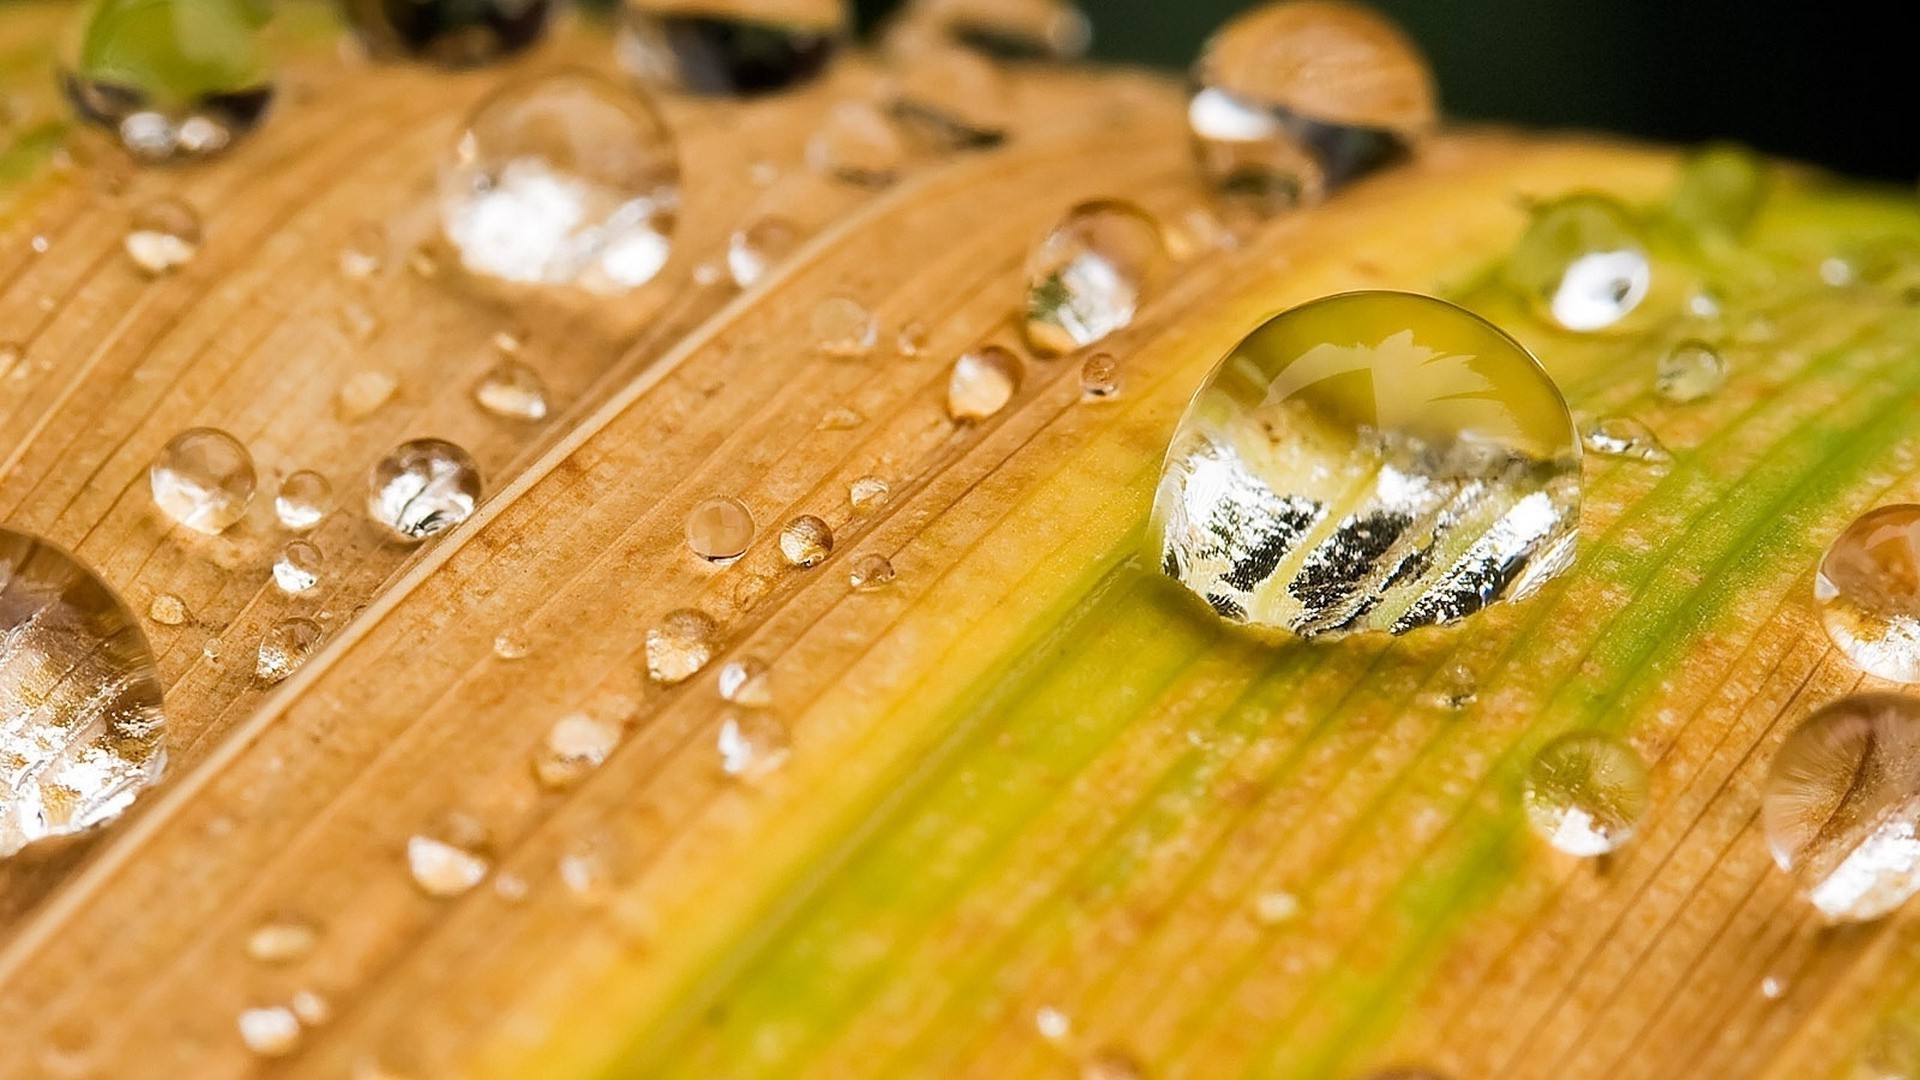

{"left": 1816, "top": 506, "right": 1920, "bottom": 683}
{"left": 717, "top": 656, "right": 773, "bottom": 707}
{"left": 1504, "top": 195, "right": 1652, "bottom": 332}
{"left": 886, "top": 44, "right": 1008, "bottom": 150}
{"left": 273, "top": 540, "right": 324, "bottom": 595}
{"left": 1023, "top": 200, "right": 1164, "bottom": 356}
{"left": 717, "top": 709, "right": 790, "bottom": 780}
{"left": 367, "top": 439, "right": 483, "bottom": 542}
{"left": 237, "top": 1004, "right": 301, "bottom": 1057}
{"left": 148, "top": 592, "right": 189, "bottom": 626}
{"left": 532, "top": 712, "right": 622, "bottom": 789}
{"left": 256, "top": 617, "right": 322, "bottom": 684}
{"left": 807, "top": 101, "right": 908, "bottom": 187}
{"left": 1079, "top": 352, "right": 1119, "bottom": 399}
{"left": 1582, "top": 415, "right": 1671, "bottom": 464}
{"left": 947, "top": 346, "right": 1022, "bottom": 421}
{"left": 1765, "top": 694, "right": 1920, "bottom": 923}
{"left": 892, "top": 0, "right": 1090, "bottom": 60}
{"left": 473, "top": 359, "right": 550, "bottom": 421}
{"left": 0, "top": 529, "right": 167, "bottom": 858}
{"left": 727, "top": 215, "right": 803, "bottom": 289}
{"left": 686, "top": 496, "right": 755, "bottom": 561}
{"left": 849, "top": 552, "right": 896, "bottom": 591}
{"left": 151, "top": 427, "right": 256, "bottom": 534}
{"left": 407, "top": 833, "right": 491, "bottom": 897}
{"left": 779, "top": 515, "right": 835, "bottom": 567}
{"left": 813, "top": 296, "right": 878, "bottom": 359}
{"left": 337, "top": 370, "right": 398, "bottom": 420}
{"left": 246, "top": 917, "right": 320, "bottom": 964}
{"left": 849, "top": 476, "right": 891, "bottom": 511}
{"left": 647, "top": 608, "right": 718, "bottom": 684}
{"left": 618, "top": 2, "right": 846, "bottom": 95}
{"left": 276, "top": 470, "right": 333, "bottom": 531}
{"left": 342, "top": 0, "right": 551, "bottom": 67}
{"left": 441, "top": 71, "right": 680, "bottom": 295}
{"left": 1522, "top": 733, "right": 1649, "bottom": 857}
{"left": 124, "top": 197, "right": 202, "bottom": 275}
{"left": 1153, "top": 291, "right": 1580, "bottom": 637}
{"left": 1655, "top": 339, "right": 1727, "bottom": 403}
{"left": 492, "top": 626, "right": 530, "bottom": 660}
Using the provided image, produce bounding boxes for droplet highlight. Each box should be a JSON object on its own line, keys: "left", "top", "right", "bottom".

{"left": 406, "top": 832, "right": 491, "bottom": 898}
{"left": 124, "top": 197, "right": 202, "bottom": 275}
{"left": 367, "top": 439, "right": 483, "bottom": 542}
{"left": 1504, "top": 194, "right": 1652, "bottom": 332}
{"left": 646, "top": 608, "right": 718, "bottom": 684}
{"left": 1023, "top": 200, "right": 1164, "bottom": 356}
{"left": 1522, "top": 732, "right": 1649, "bottom": 857}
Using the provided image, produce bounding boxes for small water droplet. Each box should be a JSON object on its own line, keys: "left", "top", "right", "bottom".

{"left": 338, "top": 300, "right": 383, "bottom": 344}
{"left": 849, "top": 552, "right": 896, "bottom": 591}
{"left": 557, "top": 835, "right": 625, "bottom": 903}
{"left": 342, "top": 0, "right": 552, "bottom": 66}
{"left": 1023, "top": 200, "right": 1165, "bottom": 356}
{"left": 717, "top": 710, "right": 790, "bottom": 780}
{"left": 807, "top": 101, "right": 908, "bottom": 187}
{"left": 779, "top": 515, "right": 835, "bottom": 567}
{"left": 203, "top": 636, "right": 223, "bottom": 662}
{"left": 336, "top": 370, "right": 398, "bottom": 420}
{"left": 686, "top": 496, "right": 755, "bottom": 562}
{"left": 237, "top": 1005, "right": 302, "bottom": 1057}
{"left": 1522, "top": 733, "right": 1649, "bottom": 857}
{"left": 29, "top": 234, "right": 51, "bottom": 255}
{"left": 246, "top": 917, "right": 320, "bottom": 964}
{"left": 148, "top": 592, "right": 190, "bottom": 626}
{"left": 492, "top": 324, "right": 529, "bottom": 355}
{"left": 441, "top": 71, "right": 680, "bottom": 295}
{"left": 492, "top": 626, "right": 531, "bottom": 660}
{"left": 849, "top": 475, "right": 891, "bottom": 511}
{"left": 339, "top": 221, "right": 387, "bottom": 278}
{"left": 124, "top": 196, "right": 202, "bottom": 275}
{"left": 647, "top": 608, "right": 719, "bottom": 684}
{"left": 532, "top": 712, "right": 622, "bottom": 789}
{"left": 1034, "top": 1005, "right": 1072, "bottom": 1042}
{"left": 1821, "top": 256, "right": 1858, "bottom": 288}
{"left": 1079, "top": 352, "right": 1119, "bottom": 399}
{"left": 893, "top": 0, "right": 1090, "bottom": 60}
{"left": 1504, "top": 194, "right": 1652, "bottom": 332}
{"left": 1417, "top": 664, "right": 1478, "bottom": 711}
{"left": 257, "top": 617, "right": 323, "bottom": 684}
{"left": 493, "top": 872, "right": 529, "bottom": 902}
{"left": 1816, "top": 506, "right": 1920, "bottom": 683}
{"left": 1253, "top": 889, "right": 1301, "bottom": 925}
{"left": 1761, "top": 975, "right": 1786, "bottom": 1000}
{"left": 473, "top": 359, "right": 550, "bottom": 421}
{"left": 1668, "top": 143, "right": 1767, "bottom": 240}
{"left": 896, "top": 321, "right": 929, "bottom": 359}
{"left": 273, "top": 540, "right": 324, "bottom": 595}
{"left": 407, "top": 832, "right": 491, "bottom": 898}
{"left": 618, "top": 3, "right": 845, "bottom": 95}
{"left": 819, "top": 406, "right": 866, "bottom": 431}
{"left": 886, "top": 43, "right": 1009, "bottom": 150}
{"left": 1080, "top": 1047, "right": 1146, "bottom": 1080}
{"left": 367, "top": 439, "right": 483, "bottom": 542}
{"left": 812, "top": 296, "right": 878, "bottom": 359}
{"left": 1655, "top": 339, "right": 1728, "bottom": 403}
{"left": 151, "top": 427, "right": 256, "bottom": 534}
{"left": 291, "top": 989, "right": 331, "bottom": 1026}
{"left": 727, "top": 215, "right": 803, "bottom": 289}
{"left": 1582, "top": 415, "right": 1671, "bottom": 463}
{"left": 717, "top": 655, "right": 773, "bottom": 707}
{"left": 0, "top": 341, "right": 24, "bottom": 380}
{"left": 269, "top": 470, "right": 333, "bottom": 532}
{"left": 947, "top": 345, "right": 1021, "bottom": 420}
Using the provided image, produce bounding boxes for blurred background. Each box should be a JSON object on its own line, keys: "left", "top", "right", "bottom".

{"left": 856, "top": 0, "right": 1916, "bottom": 183}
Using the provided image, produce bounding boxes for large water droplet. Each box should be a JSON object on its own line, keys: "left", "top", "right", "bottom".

{"left": 441, "top": 70, "right": 681, "bottom": 295}
{"left": 646, "top": 608, "right": 718, "bottom": 684}
{"left": 1504, "top": 194, "right": 1652, "bottom": 332}
{"left": 618, "top": 1, "right": 846, "bottom": 96}
{"left": 1522, "top": 732, "right": 1649, "bottom": 857}
{"left": 779, "top": 515, "right": 834, "bottom": 567}
{"left": 947, "top": 345, "right": 1022, "bottom": 420}
{"left": 1152, "top": 291, "right": 1579, "bottom": 637}
{"left": 1188, "top": 1, "right": 1434, "bottom": 216}
{"left": 342, "top": 0, "right": 551, "bottom": 67}
{"left": 686, "top": 496, "right": 755, "bottom": 561}
{"left": 1816, "top": 506, "right": 1920, "bottom": 683}
{"left": 1765, "top": 694, "right": 1920, "bottom": 923}
{"left": 1023, "top": 200, "right": 1165, "bottom": 356}
{"left": 891, "top": 0, "right": 1089, "bottom": 60}
{"left": 151, "top": 427, "right": 256, "bottom": 534}
{"left": 367, "top": 439, "right": 483, "bottom": 542}
{"left": 124, "top": 197, "right": 202, "bottom": 275}
{"left": 1, "top": 529, "right": 167, "bottom": 858}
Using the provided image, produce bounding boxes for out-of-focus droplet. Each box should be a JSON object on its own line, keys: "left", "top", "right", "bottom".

{"left": 1522, "top": 732, "right": 1649, "bottom": 857}
{"left": 1153, "top": 291, "right": 1580, "bottom": 636}
{"left": 717, "top": 655, "right": 773, "bottom": 707}
{"left": 819, "top": 407, "right": 865, "bottom": 431}
{"left": 896, "top": 321, "right": 929, "bottom": 359}
{"left": 336, "top": 370, "right": 398, "bottom": 420}
{"left": 275, "top": 470, "right": 332, "bottom": 532}
{"left": 727, "top": 215, "right": 803, "bottom": 289}
{"left": 339, "top": 305, "right": 382, "bottom": 346}
{"left": 1504, "top": 194, "right": 1652, "bottom": 332}
{"left": 367, "top": 439, "right": 483, "bottom": 542}
{"left": 849, "top": 475, "right": 890, "bottom": 511}
{"left": 60, "top": 0, "right": 275, "bottom": 162}
{"left": 1582, "top": 415, "right": 1671, "bottom": 464}
{"left": 256, "top": 617, "right": 322, "bottom": 684}
{"left": 1765, "top": 694, "right": 1920, "bottom": 923}
{"left": 531, "top": 712, "right": 622, "bottom": 789}
{"left": 1079, "top": 352, "right": 1119, "bottom": 399}
{"left": 441, "top": 70, "right": 680, "bottom": 295}
{"left": 947, "top": 345, "right": 1021, "bottom": 420}
{"left": 848, "top": 552, "right": 896, "bottom": 590}
{"left": 686, "top": 496, "right": 755, "bottom": 561}
{"left": 807, "top": 101, "right": 907, "bottom": 187}
{"left": 1252, "top": 889, "right": 1301, "bottom": 925}
{"left": 407, "top": 832, "right": 491, "bottom": 897}
{"left": 246, "top": 917, "right": 319, "bottom": 964}
{"left": 1187, "top": 1, "right": 1434, "bottom": 216}
{"left": 891, "top": 0, "right": 1090, "bottom": 60}
{"left": 342, "top": 0, "right": 551, "bottom": 67}
{"left": 1668, "top": 143, "right": 1767, "bottom": 241}
{"left": 886, "top": 44, "right": 1008, "bottom": 150}
{"left": 151, "top": 427, "right": 255, "bottom": 534}
{"left": 779, "top": 515, "right": 834, "bottom": 567}
{"left": 557, "top": 832, "right": 627, "bottom": 903}
{"left": 0, "top": 529, "right": 167, "bottom": 858}
{"left": 124, "top": 197, "right": 201, "bottom": 275}
{"left": 0, "top": 341, "right": 23, "bottom": 380}
{"left": 618, "top": 0, "right": 847, "bottom": 96}
{"left": 717, "top": 709, "right": 790, "bottom": 780}
{"left": 473, "top": 359, "right": 550, "bottom": 421}
{"left": 272, "top": 540, "right": 323, "bottom": 595}
{"left": 1035, "top": 1005, "right": 1071, "bottom": 1042}
{"left": 1023, "top": 200, "right": 1165, "bottom": 356}
{"left": 812, "top": 295, "right": 877, "bottom": 359}
{"left": 492, "top": 626, "right": 530, "bottom": 660}
{"left": 290, "top": 990, "right": 330, "bottom": 1026}
{"left": 237, "top": 1005, "right": 301, "bottom": 1057}
{"left": 646, "top": 608, "right": 718, "bottom": 684}
{"left": 148, "top": 592, "right": 189, "bottom": 626}
{"left": 1655, "top": 339, "right": 1727, "bottom": 403}
{"left": 339, "top": 221, "right": 387, "bottom": 278}
{"left": 1080, "top": 1047, "right": 1145, "bottom": 1080}
{"left": 1816, "top": 506, "right": 1920, "bottom": 683}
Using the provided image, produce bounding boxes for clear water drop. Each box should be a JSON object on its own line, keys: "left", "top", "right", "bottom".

{"left": 727, "top": 215, "right": 802, "bottom": 289}
{"left": 339, "top": 221, "right": 387, "bottom": 279}
{"left": 812, "top": 296, "right": 877, "bottom": 359}
{"left": 717, "top": 709, "right": 790, "bottom": 780}
{"left": 1504, "top": 194, "right": 1652, "bottom": 332}
{"left": 1522, "top": 733, "right": 1649, "bottom": 857}
{"left": 779, "top": 515, "right": 834, "bottom": 567}
{"left": 275, "top": 470, "right": 333, "bottom": 531}
{"left": 290, "top": 989, "right": 330, "bottom": 1026}
{"left": 1582, "top": 415, "right": 1671, "bottom": 463}
{"left": 1079, "top": 352, "right": 1119, "bottom": 399}
{"left": 557, "top": 833, "right": 626, "bottom": 903}
{"left": 686, "top": 496, "right": 755, "bottom": 561}
{"left": 272, "top": 540, "right": 323, "bottom": 595}
{"left": 493, "top": 626, "right": 530, "bottom": 660}
{"left": 717, "top": 655, "right": 773, "bottom": 707}
{"left": 1655, "top": 339, "right": 1728, "bottom": 403}
{"left": 124, "top": 196, "right": 201, "bottom": 275}
{"left": 849, "top": 475, "right": 891, "bottom": 511}
{"left": 237, "top": 1005, "right": 301, "bottom": 1057}
{"left": 407, "top": 832, "right": 491, "bottom": 898}
{"left": 441, "top": 70, "right": 681, "bottom": 295}
{"left": 947, "top": 345, "right": 1022, "bottom": 421}
{"left": 367, "top": 439, "right": 483, "bottom": 542}
{"left": 646, "top": 608, "right": 718, "bottom": 684}
{"left": 256, "top": 617, "right": 322, "bottom": 684}
{"left": 1816, "top": 506, "right": 1920, "bottom": 683}
{"left": 473, "top": 359, "right": 550, "bottom": 421}
{"left": 147, "top": 592, "right": 189, "bottom": 626}
{"left": 806, "top": 101, "right": 908, "bottom": 187}
{"left": 336, "top": 370, "right": 398, "bottom": 420}
{"left": 891, "top": 0, "right": 1090, "bottom": 60}
{"left": 0, "top": 529, "right": 167, "bottom": 858}
{"left": 618, "top": 1, "right": 846, "bottom": 95}
{"left": 0, "top": 341, "right": 23, "bottom": 380}
{"left": 531, "top": 712, "right": 622, "bottom": 789}
{"left": 1034, "top": 1005, "right": 1071, "bottom": 1042}
{"left": 896, "top": 321, "right": 930, "bottom": 359}
{"left": 849, "top": 552, "right": 896, "bottom": 591}
{"left": 1252, "top": 889, "right": 1301, "bottom": 925}
{"left": 246, "top": 917, "right": 319, "bottom": 965}
{"left": 342, "top": 0, "right": 551, "bottom": 67}
{"left": 1080, "top": 1048, "right": 1145, "bottom": 1080}
{"left": 151, "top": 427, "right": 255, "bottom": 534}
{"left": 1153, "top": 291, "right": 1580, "bottom": 636}
{"left": 886, "top": 44, "right": 1008, "bottom": 150}
{"left": 1023, "top": 200, "right": 1165, "bottom": 356}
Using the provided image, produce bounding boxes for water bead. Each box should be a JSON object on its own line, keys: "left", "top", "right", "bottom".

{"left": 274, "top": 470, "right": 333, "bottom": 531}
{"left": 1080, "top": 1048, "right": 1146, "bottom": 1080}
{"left": 367, "top": 439, "right": 483, "bottom": 542}
{"left": 727, "top": 215, "right": 803, "bottom": 289}
{"left": 1152, "top": 291, "right": 1580, "bottom": 637}
{"left": 124, "top": 197, "right": 202, "bottom": 275}
{"left": 947, "top": 346, "right": 1021, "bottom": 420}
{"left": 778, "top": 514, "right": 834, "bottom": 567}
{"left": 1655, "top": 339, "right": 1728, "bottom": 403}
{"left": 1023, "top": 200, "right": 1165, "bottom": 356}
{"left": 818, "top": 407, "right": 865, "bottom": 431}
{"left": 246, "top": 918, "right": 319, "bottom": 965}
{"left": 492, "top": 626, "right": 531, "bottom": 660}
{"left": 896, "top": 321, "right": 929, "bottom": 359}
{"left": 256, "top": 617, "right": 322, "bottom": 684}
{"left": 1504, "top": 194, "right": 1652, "bottom": 332}
{"left": 848, "top": 475, "right": 890, "bottom": 511}
{"left": 148, "top": 592, "right": 190, "bottom": 626}
{"left": 848, "top": 552, "right": 896, "bottom": 591}
{"left": 717, "top": 710, "right": 790, "bottom": 780}
{"left": 339, "top": 221, "right": 387, "bottom": 279}
{"left": 1815, "top": 505, "right": 1920, "bottom": 683}
{"left": 151, "top": 427, "right": 256, "bottom": 534}
{"left": 237, "top": 1005, "right": 301, "bottom": 1057}
{"left": 1522, "top": 733, "right": 1650, "bottom": 857}
{"left": 406, "top": 833, "right": 490, "bottom": 897}
{"left": 892, "top": 0, "right": 1090, "bottom": 61}
{"left": 685, "top": 496, "right": 755, "bottom": 561}
{"left": 440, "top": 70, "right": 681, "bottom": 295}
{"left": 1668, "top": 142, "right": 1768, "bottom": 241}
{"left": 290, "top": 990, "right": 330, "bottom": 1026}
{"left": 272, "top": 540, "right": 323, "bottom": 595}
{"left": 646, "top": 608, "right": 719, "bottom": 684}
{"left": 336, "top": 370, "right": 398, "bottom": 420}
{"left": 619, "top": 0, "right": 847, "bottom": 96}
{"left": 811, "top": 296, "right": 877, "bottom": 359}
{"left": 1764, "top": 694, "right": 1920, "bottom": 922}
{"left": 473, "top": 359, "right": 551, "bottom": 421}
{"left": 1079, "top": 352, "right": 1119, "bottom": 399}
{"left": 885, "top": 44, "right": 1009, "bottom": 150}
{"left": 807, "top": 101, "right": 908, "bottom": 187}
{"left": 0, "top": 529, "right": 167, "bottom": 858}
{"left": 717, "top": 656, "right": 773, "bottom": 707}
{"left": 531, "top": 713, "right": 622, "bottom": 789}
{"left": 342, "top": 0, "right": 551, "bottom": 68}
{"left": 1581, "top": 415, "right": 1671, "bottom": 464}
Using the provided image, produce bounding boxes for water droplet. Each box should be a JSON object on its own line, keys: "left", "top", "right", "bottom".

{"left": 1816, "top": 506, "right": 1920, "bottom": 683}
{"left": 290, "top": 989, "right": 331, "bottom": 1026}
{"left": 0, "top": 529, "right": 167, "bottom": 858}
{"left": 779, "top": 515, "right": 834, "bottom": 567}
{"left": 0, "top": 341, "right": 25, "bottom": 380}
{"left": 256, "top": 617, "right": 322, "bottom": 684}
{"left": 819, "top": 407, "right": 866, "bottom": 431}
{"left": 367, "top": 439, "right": 483, "bottom": 542}
{"left": 203, "top": 636, "right": 223, "bottom": 662}
{"left": 272, "top": 540, "right": 324, "bottom": 595}
{"left": 492, "top": 626, "right": 530, "bottom": 660}
{"left": 849, "top": 476, "right": 891, "bottom": 511}
{"left": 342, "top": 0, "right": 551, "bottom": 66}
{"left": 473, "top": 359, "right": 550, "bottom": 421}
{"left": 717, "top": 709, "right": 790, "bottom": 780}
{"left": 275, "top": 470, "right": 333, "bottom": 532}
{"left": 1188, "top": 1, "right": 1433, "bottom": 215}
{"left": 124, "top": 197, "right": 201, "bottom": 275}
{"left": 727, "top": 215, "right": 803, "bottom": 289}
{"left": 947, "top": 345, "right": 1021, "bottom": 420}
{"left": 807, "top": 101, "right": 908, "bottom": 186}
{"left": 1418, "top": 664, "right": 1478, "bottom": 711}
{"left": 1153, "top": 291, "right": 1580, "bottom": 636}
{"left": 61, "top": 0, "right": 274, "bottom": 162}
{"left": 812, "top": 296, "right": 877, "bottom": 359}
{"left": 849, "top": 552, "right": 896, "bottom": 591}
{"left": 1765, "top": 694, "right": 1920, "bottom": 923}
{"left": 1504, "top": 194, "right": 1652, "bottom": 332}
{"left": 1522, "top": 733, "right": 1649, "bottom": 857}
{"left": 1655, "top": 339, "right": 1728, "bottom": 403}
{"left": 1034, "top": 1005, "right": 1072, "bottom": 1042}
{"left": 618, "top": 2, "right": 846, "bottom": 95}
{"left": 717, "top": 656, "right": 773, "bottom": 707}
{"left": 493, "top": 872, "right": 529, "bottom": 902}
{"left": 531, "top": 712, "right": 622, "bottom": 789}
{"left": 1079, "top": 352, "right": 1119, "bottom": 399}
{"left": 686, "top": 496, "right": 755, "bottom": 562}
{"left": 1582, "top": 415, "right": 1671, "bottom": 463}
{"left": 336, "top": 369, "right": 398, "bottom": 420}
{"left": 1761, "top": 975, "right": 1786, "bottom": 1000}
{"left": 148, "top": 592, "right": 189, "bottom": 626}
{"left": 1023, "top": 200, "right": 1165, "bottom": 356}
{"left": 237, "top": 1004, "right": 301, "bottom": 1057}
{"left": 896, "top": 321, "right": 929, "bottom": 359}
{"left": 886, "top": 43, "right": 1008, "bottom": 150}
{"left": 646, "top": 608, "right": 718, "bottom": 684}
{"left": 557, "top": 834, "right": 625, "bottom": 903}
{"left": 1252, "top": 889, "right": 1301, "bottom": 925}
{"left": 151, "top": 427, "right": 255, "bottom": 534}
{"left": 339, "top": 221, "right": 387, "bottom": 278}
{"left": 407, "top": 832, "right": 491, "bottom": 897}
{"left": 441, "top": 71, "right": 680, "bottom": 295}
{"left": 246, "top": 917, "right": 320, "bottom": 964}
{"left": 1080, "top": 1047, "right": 1145, "bottom": 1080}
{"left": 1668, "top": 143, "right": 1767, "bottom": 240}
{"left": 893, "top": 0, "right": 1089, "bottom": 60}
{"left": 338, "top": 301, "right": 383, "bottom": 344}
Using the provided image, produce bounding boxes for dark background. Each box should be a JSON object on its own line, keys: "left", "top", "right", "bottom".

{"left": 854, "top": 0, "right": 1917, "bottom": 183}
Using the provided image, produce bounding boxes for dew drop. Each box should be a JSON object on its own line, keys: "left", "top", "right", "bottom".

{"left": 274, "top": 470, "right": 333, "bottom": 531}
{"left": 806, "top": 101, "right": 908, "bottom": 187}
{"left": 407, "top": 832, "right": 491, "bottom": 898}
{"left": 896, "top": 320, "right": 930, "bottom": 359}
{"left": 1153, "top": 291, "right": 1580, "bottom": 636}
{"left": 291, "top": 989, "right": 331, "bottom": 1026}
{"left": 0, "top": 341, "right": 25, "bottom": 379}
{"left": 1252, "top": 889, "right": 1301, "bottom": 925}
{"left": 727, "top": 215, "right": 803, "bottom": 289}
{"left": 849, "top": 475, "right": 891, "bottom": 511}
{"left": 492, "top": 626, "right": 530, "bottom": 660}
{"left": 717, "top": 655, "right": 773, "bottom": 707}
{"left": 339, "top": 221, "right": 387, "bottom": 279}
{"left": 532, "top": 712, "right": 622, "bottom": 789}
{"left": 1815, "top": 506, "right": 1920, "bottom": 683}
{"left": 1655, "top": 339, "right": 1728, "bottom": 403}
{"left": 1504, "top": 194, "right": 1652, "bottom": 332}
{"left": 1023, "top": 200, "right": 1165, "bottom": 356}
{"left": 849, "top": 552, "right": 896, "bottom": 591}
{"left": 618, "top": 1, "right": 846, "bottom": 95}
{"left": 1080, "top": 1047, "right": 1146, "bottom": 1080}
{"left": 1668, "top": 143, "right": 1767, "bottom": 241}
{"left": 148, "top": 592, "right": 189, "bottom": 626}
{"left": 1417, "top": 664, "right": 1478, "bottom": 711}
{"left": 124, "top": 197, "right": 202, "bottom": 275}
{"left": 1582, "top": 415, "right": 1671, "bottom": 464}
{"left": 1522, "top": 733, "right": 1649, "bottom": 857}
{"left": 473, "top": 359, "right": 550, "bottom": 421}
{"left": 646, "top": 608, "right": 719, "bottom": 685}
{"left": 947, "top": 345, "right": 1021, "bottom": 420}
{"left": 812, "top": 296, "right": 877, "bottom": 359}
{"left": 892, "top": 0, "right": 1090, "bottom": 60}
{"left": 819, "top": 406, "right": 866, "bottom": 431}
{"left": 1079, "top": 352, "right": 1119, "bottom": 399}
{"left": 256, "top": 617, "right": 322, "bottom": 684}
{"left": 686, "top": 496, "right": 755, "bottom": 562}
{"left": 779, "top": 515, "right": 834, "bottom": 567}
{"left": 1761, "top": 975, "right": 1786, "bottom": 1000}
{"left": 441, "top": 70, "right": 680, "bottom": 295}
{"left": 151, "top": 427, "right": 255, "bottom": 534}
{"left": 717, "top": 709, "right": 790, "bottom": 780}
{"left": 886, "top": 43, "right": 1009, "bottom": 150}
{"left": 246, "top": 917, "right": 320, "bottom": 965}
{"left": 342, "top": 0, "right": 551, "bottom": 66}
{"left": 1765, "top": 694, "right": 1920, "bottom": 923}
{"left": 0, "top": 529, "right": 167, "bottom": 858}
{"left": 336, "top": 370, "right": 398, "bottom": 420}
{"left": 367, "top": 439, "right": 483, "bottom": 542}
{"left": 272, "top": 540, "right": 324, "bottom": 595}
{"left": 557, "top": 834, "right": 625, "bottom": 903}
{"left": 1034, "top": 1005, "right": 1071, "bottom": 1042}
{"left": 237, "top": 1005, "right": 301, "bottom": 1057}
